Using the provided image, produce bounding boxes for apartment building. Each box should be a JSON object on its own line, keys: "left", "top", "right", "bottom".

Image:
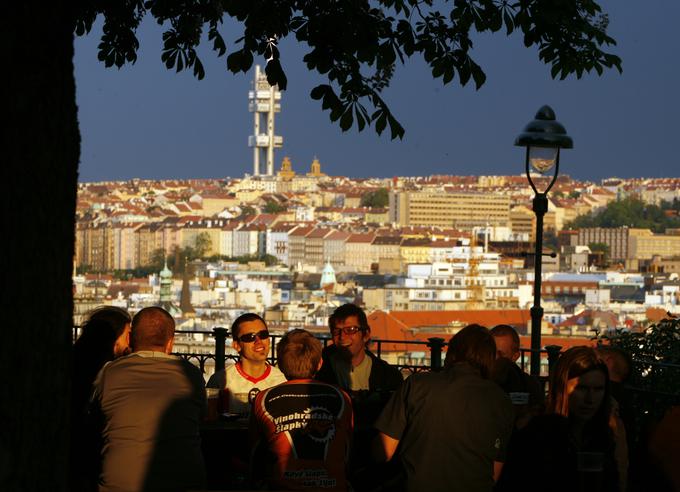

{"left": 389, "top": 190, "right": 511, "bottom": 229}
{"left": 345, "top": 233, "right": 376, "bottom": 272}
{"left": 305, "top": 228, "right": 333, "bottom": 266}
{"left": 400, "top": 237, "right": 431, "bottom": 265}
{"left": 628, "top": 230, "right": 680, "bottom": 260}
{"left": 267, "top": 224, "right": 298, "bottom": 266}
{"left": 136, "top": 222, "right": 164, "bottom": 267}
{"left": 323, "top": 230, "right": 351, "bottom": 268}
{"left": 577, "top": 227, "right": 634, "bottom": 262}
{"left": 288, "top": 225, "right": 315, "bottom": 269}
{"left": 509, "top": 205, "right": 535, "bottom": 240}
{"left": 233, "top": 223, "right": 266, "bottom": 257}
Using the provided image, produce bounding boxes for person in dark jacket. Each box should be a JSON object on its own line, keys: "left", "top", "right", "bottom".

{"left": 316, "top": 303, "right": 402, "bottom": 398}
{"left": 316, "top": 303, "right": 403, "bottom": 490}
{"left": 70, "top": 306, "right": 131, "bottom": 491}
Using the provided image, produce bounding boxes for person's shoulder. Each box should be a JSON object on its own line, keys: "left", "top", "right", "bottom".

{"left": 369, "top": 351, "right": 398, "bottom": 371}
{"left": 206, "top": 368, "right": 226, "bottom": 389}
{"left": 479, "top": 376, "right": 514, "bottom": 402}
{"left": 223, "top": 363, "right": 240, "bottom": 381}
{"left": 321, "top": 344, "right": 338, "bottom": 358}
{"left": 268, "top": 364, "right": 287, "bottom": 382}
{"left": 177, "top": 357, "right": 204, "bottom": 376}
{"left": 99, "top": 353, "right": 140, "bottom": 373}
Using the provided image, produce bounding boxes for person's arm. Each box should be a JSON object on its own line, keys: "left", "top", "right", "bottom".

{"left": 373, "top": 377, "right": 410, "bottom": 462}
{"left": 493, "top": 461, "right": 504, "bottom": 482}
{"left": 377, "top": 432, "right": 400, "bottom": 462}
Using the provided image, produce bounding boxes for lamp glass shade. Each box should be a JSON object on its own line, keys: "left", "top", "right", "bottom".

{"left": 528, "top": 146, "right": 558, "bottom": 174}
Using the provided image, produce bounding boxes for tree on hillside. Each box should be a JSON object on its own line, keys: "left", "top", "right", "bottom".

{"left": 567, "top": 197, "right": 680, "bottom": 232}
{"left": 149, "top": 247, "right": 167, "bottom": 271}
{"left": 263, "top": 201, "right": 287, "bottom": 214}
{"left": 361, "top": 188, "right": 389, "bottom": 208}
{"left": 7, "top": 1, "right": 622, "bottom": 489}
{"left": 193, "top": 232, "right": 212, "bottom": 259}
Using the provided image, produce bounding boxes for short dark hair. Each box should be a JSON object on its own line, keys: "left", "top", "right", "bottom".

{"left": 131, "top": 307, "right": 175, "bottom": 350}
{"left": 444, "top": 324, "right": 496, "bottom": 379}
{"left": 490, "top": 324, "right": 520, "bottom": 353}
{"left": 596, "top": 345, "right": 632, "bottom": 382}
{"left": 231, "top": 312, "right": 267, "bottom": 340}
{"left": 329, "top": 303, "right": 369, "bottom": 333}
{"left": 276, "top": 329, "right": 322, "bottom": 380}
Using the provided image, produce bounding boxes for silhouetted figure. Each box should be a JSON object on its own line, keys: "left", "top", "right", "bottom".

{"left": 251, "top": 329, "right": 353, "bottom": 490}
{"left": 70, "top": 306, "right": 131, "bottom": 491}
{"left": 89, "top": 307, "right": 206, "bottom": 492}
{"left": 490, "top": 324, "right": 544, "bottom": 428}
{"left": 72, "top": 306, "right": 131, "bottom": 420}
{"left": 497, "top": 347, "right": 623, "bottom": 492}
{"left": 376, "top": 324, "right": 514, "bottom": 492}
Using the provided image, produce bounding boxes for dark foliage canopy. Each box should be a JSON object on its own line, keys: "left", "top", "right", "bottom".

{"left": 361, "top": 187, "right": 389, "bottom": 208}
{"left": 74, "top": 0, "right": 622, "bottom": 139}
{"left": 567, "top": 197, "right": 680, "bottom": 233}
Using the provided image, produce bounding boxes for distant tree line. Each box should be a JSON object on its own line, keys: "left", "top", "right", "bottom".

{"left": 361, "top": 188, "right": 389, "bottom": 208}
{"left": 566, "top": 197, "right": 680, "bottom": 233}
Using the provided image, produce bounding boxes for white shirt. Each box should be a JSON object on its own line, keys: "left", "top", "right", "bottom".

{"left": 209, "top": 362, "right": 287, "bottom": 414}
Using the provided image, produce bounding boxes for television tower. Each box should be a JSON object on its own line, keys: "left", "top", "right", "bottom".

{"left": 248, "top": 65, "right": 283, "bottom": 176}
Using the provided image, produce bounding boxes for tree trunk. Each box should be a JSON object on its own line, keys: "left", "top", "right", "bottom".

{"left": 2, "top": 3, "right": 79, "bottom": 490}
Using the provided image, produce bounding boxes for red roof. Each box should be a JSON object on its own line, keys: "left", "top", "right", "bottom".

{"left": 367, "top": 309, "right": 531, "bottom": 351}
{"left": 367, "top": 309, "right": 593, "bottom": 353}
{"left": 346, "top": 233, "right": 375, "bottom": 243}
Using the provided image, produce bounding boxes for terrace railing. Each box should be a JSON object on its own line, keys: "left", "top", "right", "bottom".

{"left": 72, "top": 326, "right": 561, "bottom": 377}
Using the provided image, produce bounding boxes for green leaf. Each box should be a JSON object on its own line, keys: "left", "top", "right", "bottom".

{"left": 340, "top": 108, "right": 354, "bottom": 132}
{"left": 310, "top": 85, "right": 329, "bottom": 100}
{"left": 265, "top": 59, "right": 287, "bottom": 90}
{"left": 375, "top": 112, "right": 388, "bottom": 135}
{"left": 551, "top": 63, "right": 561, "bottom": 79}
{"left": 387, "top": 113, "right": 405, "bottom": 140}
{"left": 193, "top": 57, "right": 205, "bottom": 79}
{"left": 241, "top": 50, "right": 253, "bottom": 72}
{"left": 226, "top": 51, "right": 242, "bottom": 73}
{"left": 355, "top": 106, "right": 366, "bottom": 131}
{"left": 504, "top": 10, "right": 514, "bottom": 35}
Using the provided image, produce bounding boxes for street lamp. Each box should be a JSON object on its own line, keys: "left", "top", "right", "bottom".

{"left": 515, "top": 105, "right": 573, "bottom": 377}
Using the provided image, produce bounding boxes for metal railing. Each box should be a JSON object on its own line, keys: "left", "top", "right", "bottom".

{"left": 72, "top": 326, "right": 561, "bottom": 378}
{"left": 178, "top": 328, "right": 447, "bottom": 376}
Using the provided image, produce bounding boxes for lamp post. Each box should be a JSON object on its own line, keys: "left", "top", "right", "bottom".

{"left": 515, "top": 105, "right": 573, "bottom": 377}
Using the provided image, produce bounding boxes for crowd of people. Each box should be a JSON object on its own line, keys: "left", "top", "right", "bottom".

{"left": 70, "top": 303, "right": 642, "bottom": 492}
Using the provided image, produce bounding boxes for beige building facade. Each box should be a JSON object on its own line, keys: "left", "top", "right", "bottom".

{"left": 389, "top": 190, "right": 511, "bottom": 230}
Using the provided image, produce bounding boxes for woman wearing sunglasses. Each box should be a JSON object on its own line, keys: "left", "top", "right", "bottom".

{"left": 207, "top": 313, "right": 286, "bottom": 414}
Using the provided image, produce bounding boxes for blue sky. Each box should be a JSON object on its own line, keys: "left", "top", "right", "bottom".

{"left": 75, "top": 1, "right": 679, "bottom": 182}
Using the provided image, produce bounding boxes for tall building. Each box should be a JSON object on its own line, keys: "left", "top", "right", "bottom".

{"left": 389, "top": 190, "right": 511, "bottom": 230}
{"left": 248, "top": 65, "right": 283, "bottom": 176}
{"left": 576, "top": 227, "right": 632, "bottom": 262}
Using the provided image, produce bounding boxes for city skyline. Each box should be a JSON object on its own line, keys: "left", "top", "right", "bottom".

{"left": 75, "top": 1, "right": 679, "bottom": 182}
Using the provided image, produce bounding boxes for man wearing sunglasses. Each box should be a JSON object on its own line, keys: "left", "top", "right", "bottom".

{"left": 207, "top": 313, "right": 286, "bottom": 414}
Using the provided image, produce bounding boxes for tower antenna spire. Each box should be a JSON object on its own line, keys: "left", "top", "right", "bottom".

{"left": 248, "top": 65, "right": 283, "bottom": 176}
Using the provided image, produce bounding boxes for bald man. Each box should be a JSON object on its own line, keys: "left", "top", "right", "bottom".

{"left": 90, "top": 307, "right": 206, "bottom": 492}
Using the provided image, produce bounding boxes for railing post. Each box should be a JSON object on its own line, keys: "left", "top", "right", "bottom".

{"left": 427, "top": 337, "right": 446, "bottom": 371}
{"left": 213, "top": 327, "right": 228, "bottom": 373}
{"left": 545, "top": 345, "right": 562, "bottom": 373}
